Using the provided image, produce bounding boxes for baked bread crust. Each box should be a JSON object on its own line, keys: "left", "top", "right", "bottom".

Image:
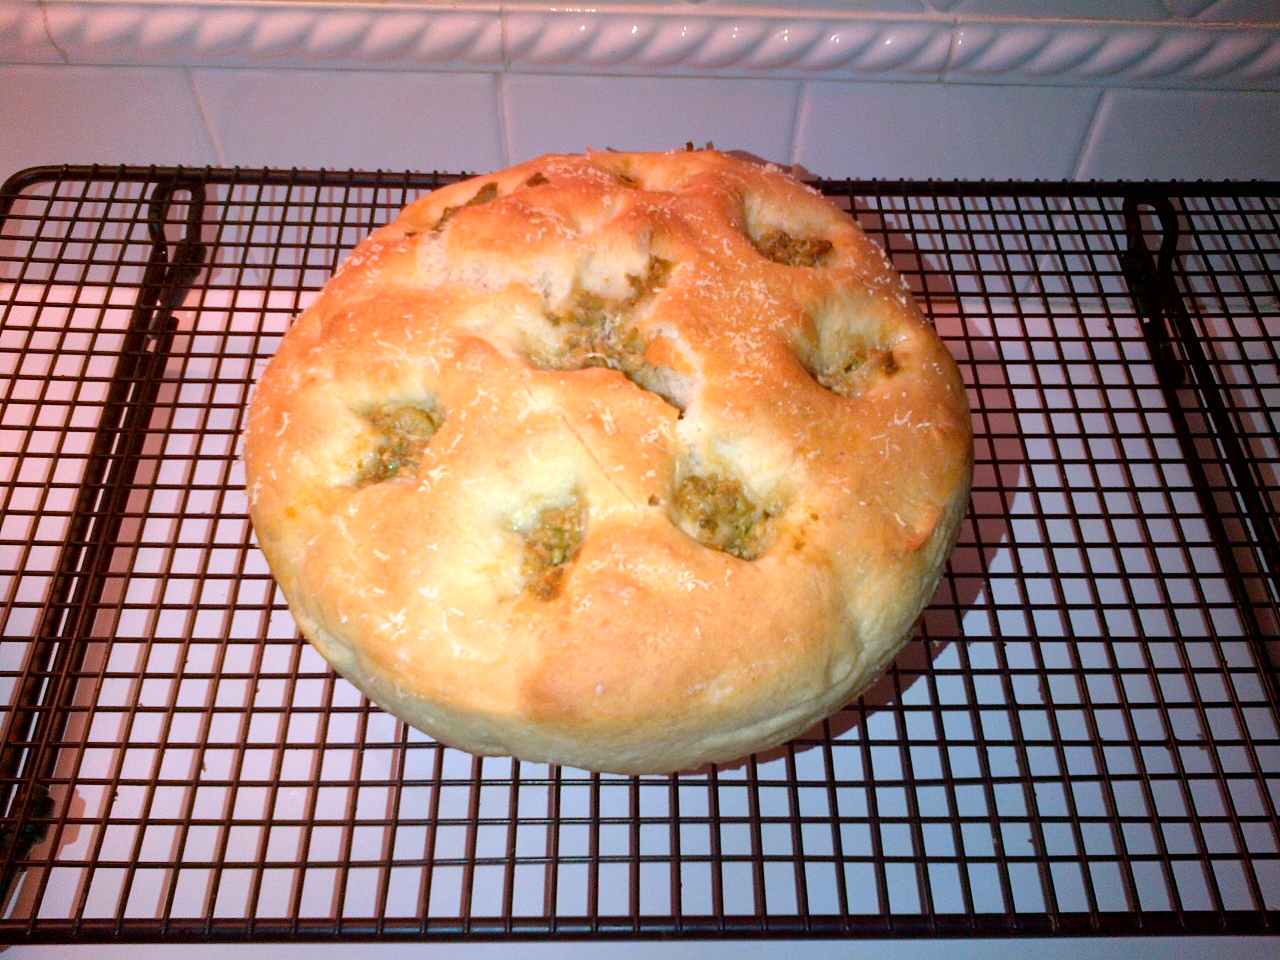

{"left": 243, "top": 150, "right": 972, "bottom": 774}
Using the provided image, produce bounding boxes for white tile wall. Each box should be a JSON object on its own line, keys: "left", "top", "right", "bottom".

{"left": 1163, "top": 0, "right": 1219, "bottom": 16}
{"left": 794, "top": 81, "right": 1104, "bottom": 180}
{"left": 1076, "top": 87, "right": 1280, "bottom": 180}
{"left": 1196, "top": 0, "right": 1280, "bottom": 21}
{"left": 0, "top": 64, "right": 216, "bottom": 179}
{"left": 945, "top": 0, "right": 1169, "bottom": 19}
{"left": 191, "top": 68, "right": 505, "bottom": 173}
{"left": 5, "top": 62, "right": 1280, "bottom": 186}
{"left": 4, "top": 0, "right": 1280, "bottom": 184}
{"left": 0, "top": 0, "right": 60, "bottom": 63}
{"left": 501, "top": 74, "right": 800, "bottom": 165}
{"left": 724, "top": 0, "right": 930, "bottom": 10}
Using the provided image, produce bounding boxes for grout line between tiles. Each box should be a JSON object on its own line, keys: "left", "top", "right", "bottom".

{"left": 1070, "top": 89, "right": 1110, "bottom": 181}
{"left": 784, "top": 79, "right": 803, "bottom": 170}
{"left": 497, "top": 4, "right": 513, "bottom": 166}
{"left": 788, "top": 82, "right": 808, "bottom": 172}
{"left": 497, "top": 71, "right": 513, "bottom": 168}
{"left": 184, "top": 68, "right": 227, "bottom": 168}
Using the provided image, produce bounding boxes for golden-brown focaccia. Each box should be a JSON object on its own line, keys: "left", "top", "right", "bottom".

{"left": 243, "top": 149, "right": 972, "bottom": 774}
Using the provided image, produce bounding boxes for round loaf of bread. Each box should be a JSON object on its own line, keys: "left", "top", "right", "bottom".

{"left": 244, "top": 149, "right": 972, "bottom": 774}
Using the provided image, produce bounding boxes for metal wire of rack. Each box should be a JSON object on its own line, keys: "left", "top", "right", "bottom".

{"left": 0, "top": 166, "right": 1276, "bottom": 944}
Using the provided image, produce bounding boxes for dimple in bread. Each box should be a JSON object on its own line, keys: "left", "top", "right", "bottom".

{"left": 243, "top": 149, "right": 973, "bottom": 775}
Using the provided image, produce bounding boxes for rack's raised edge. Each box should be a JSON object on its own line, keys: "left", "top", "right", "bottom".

{"left": 2, "top": 165, "right": 1279, "bottom": 207}
{"left": 0, "top": 907, "right": 1276, "bottom": 944}
{"left": 0, "top": 166, "right": 70, "bottom": 227}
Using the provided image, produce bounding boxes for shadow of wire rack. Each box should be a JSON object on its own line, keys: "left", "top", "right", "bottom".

{"left": 0, "top": 165, "right": 1278, "bottom": 944}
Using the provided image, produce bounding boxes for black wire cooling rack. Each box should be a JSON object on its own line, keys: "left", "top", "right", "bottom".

{"left": 0, "top": 166, "right": 1277, "bottom": 944}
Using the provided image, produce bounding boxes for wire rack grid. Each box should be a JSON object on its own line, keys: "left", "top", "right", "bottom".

{"left": 0, "top": 167, "right": 1277, "bottom": 943}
